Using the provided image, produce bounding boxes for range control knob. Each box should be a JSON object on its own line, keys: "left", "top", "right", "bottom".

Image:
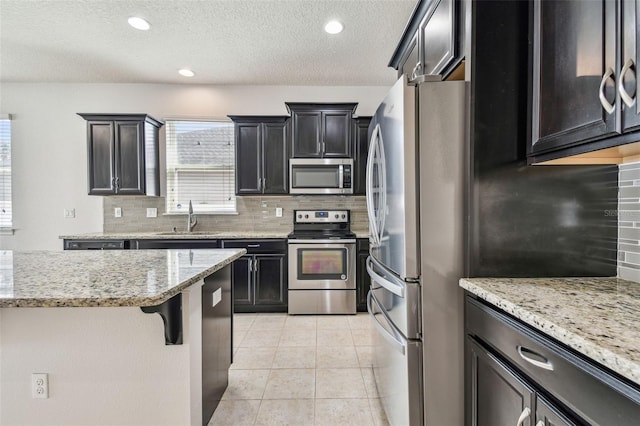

{"left": 304, "top": 214, "right": 309, "bottom": 219}
{"left": 335, "top": 214, "right": 339, "bottom": 219}
{"left": 297, "top": 214, "right": 302, "bottom": 219}
{"left": 342, "top": 214, "right": 346, "bottom": 219}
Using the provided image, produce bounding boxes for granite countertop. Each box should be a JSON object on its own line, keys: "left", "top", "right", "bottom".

{"left": 460, "top": 277, "right": 640, "bottom": 386}
{"left": 0, "top": 249, "right": 245, "bottom": 308}
{"left": 60, "top": 231, "right": 371, "bottom": 239}
{"left": 59, "top": 231, "right": 291, "bottom": 239}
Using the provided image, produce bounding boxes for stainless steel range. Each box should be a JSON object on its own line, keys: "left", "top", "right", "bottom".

{"left": 287, "top": 209, "right": 356, "bottom": 315}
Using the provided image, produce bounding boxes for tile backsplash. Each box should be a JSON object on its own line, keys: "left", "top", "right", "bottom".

{"left": 618, "top": 161, "right": 640, "bottom": 281}
{"left": 103, "top": 195, "right": 368, "bottom": 236}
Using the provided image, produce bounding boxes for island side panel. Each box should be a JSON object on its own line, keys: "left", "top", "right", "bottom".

{"left": 0, "top": 306, "right": 192, "bottom": 425}
{"left": 202, "top": 265, "right": 232, "bottom": 423}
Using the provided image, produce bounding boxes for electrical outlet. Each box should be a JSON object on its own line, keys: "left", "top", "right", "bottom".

{"left": 114, "top": 207, "right": 122, "bottom": 218}
{"left": 146, "top": 208, "right": 158, "bottom": 218}
{"left": 31, "top": 373, "right": 48, "bottom": 399}
{"left": 275, "top": 207, "right": 283, "bottom": 217}
{"left": 63, "top": 208, "right": 75, "bottom": 219}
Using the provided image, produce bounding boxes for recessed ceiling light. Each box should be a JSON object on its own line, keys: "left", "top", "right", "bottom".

{"left": 128, "top": 16, "right": 151, "bottom": 31}
{"left": 178, "top": 69, "right": 195, "bottom": 78}
{"left": 324, "top": 20, "right": 344, "bottom": 35}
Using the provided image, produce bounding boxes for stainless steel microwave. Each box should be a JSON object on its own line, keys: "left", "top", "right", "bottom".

{"left": 289, "top": 158, "right": 353, "bottom": 195}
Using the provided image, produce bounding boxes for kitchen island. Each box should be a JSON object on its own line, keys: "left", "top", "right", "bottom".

{"left": 0, "top": 249, "right": 245, "bottom": 426}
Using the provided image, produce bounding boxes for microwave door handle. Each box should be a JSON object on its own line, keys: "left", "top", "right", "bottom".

{"left": 338, "top": 165, "right": 344, "bottom": 189}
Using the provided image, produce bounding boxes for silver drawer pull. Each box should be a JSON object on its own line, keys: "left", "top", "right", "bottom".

{"left": 517, "top": 346, "right": 554, "bottom": 371}
{"left": 599, "top": 67, "right": 615, "bottom": 114}
{"left": 516, "top": 407, "right": 531, "bottom": 426}
{"left": 247, "top": 244, "right": 260, "bottom": 248}
{"left": 535, "top": 421, "right": 544, "bottom": 426}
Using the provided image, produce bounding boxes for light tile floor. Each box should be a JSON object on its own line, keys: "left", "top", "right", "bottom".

{"left": 208, "top": 312, "right": 389, "bottom": 426}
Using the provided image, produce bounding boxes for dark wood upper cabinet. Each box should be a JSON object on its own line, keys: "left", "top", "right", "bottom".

{"left": 389, "top": 0, "right": 462, "bottom": 79}
{"left": 353, "top": 116, "right": 371, "bottom": 196}
{"left": 285, "top": 103, "right": 357, "bottom": 158}
{"left": 529, "top": 0, "right": 640, "bottom": 163}
{"left": 78, "top": 114, "right": 162, "bottom": 196}
{"left": 228, "top": 116, "right": 289, "bottom": 195}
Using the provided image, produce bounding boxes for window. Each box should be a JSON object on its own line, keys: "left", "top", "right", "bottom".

{"left": 0, "top": 115, "right": 12, "bottom": 230}
{"left": 165, "top": 120, "right": 236, "bottom": 214}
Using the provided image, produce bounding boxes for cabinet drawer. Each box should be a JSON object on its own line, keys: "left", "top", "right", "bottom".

{"left": 221, "top": 239, "right": 286, "bottom": 254}
{"left": 64, "top": 239, "right": 127, "bottom": 250}
{"left": 466, "top": 296, "right": 640, "bottom": 425}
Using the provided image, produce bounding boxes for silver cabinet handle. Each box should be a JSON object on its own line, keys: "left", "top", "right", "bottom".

{"left": 248, "top": 258, "right": 253, "bottom": 272}
{"left": 599, "top": 67, "right": 616, "bottom": 114}
{"left": 516, "top": 407, "right": 531, "bottom": 426}
{"left": 517, "top": 346, "right": 554, "bottom": 371}
{"left": 619, "top": 58, "right": 636, "bottom": 107}
{"left": 535, "top": 421, "right": 544, "bottom": 426}
{"left": 253, "top": 258, "right": 258, "bottom": 271}
{"left": 247, "top": 244, "right": 260, "bottom": 248}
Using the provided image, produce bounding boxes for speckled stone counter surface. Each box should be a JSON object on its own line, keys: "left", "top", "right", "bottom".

{"left": 460, "top": 277, "right": 640, "bottom": 385}
{"left": 0, "top": 249, "right": 245, "bottom": 308}
{"left": 60, "top": 231, "right": 290, "bottom": 239}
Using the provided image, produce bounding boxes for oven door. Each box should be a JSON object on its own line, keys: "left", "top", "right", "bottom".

{"left": 288, "top": 240, "right": 356, "bottom": 289}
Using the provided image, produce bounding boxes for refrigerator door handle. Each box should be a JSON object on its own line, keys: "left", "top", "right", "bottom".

{"left": 366, "top": 123, "right": 381, "bottom": 247}
{"left": 367, "top": 256, "right": 405, "bottom": 297}
{"left": 367, "top": 291, "right": 406, "bottom": 355}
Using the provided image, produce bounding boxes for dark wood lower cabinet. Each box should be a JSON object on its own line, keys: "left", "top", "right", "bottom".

{"left": 222, "top": 239, "right": 287, "bottom": 313}
{"left": 465, "top": 296, "right": 640, "bottom": 426}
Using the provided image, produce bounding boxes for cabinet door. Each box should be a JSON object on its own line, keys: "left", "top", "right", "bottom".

{"left": 235, "top": 122, "right": 262, "bottom": 194}
{"left": 621, "top": 0, "right": 640, "bottom": 132}
{"left": 466, "top": 336, "right": 535, "bottom": 426}
{"left": 400, "top": 35, "right": 420, "bottom": 79}
{"left": 254, "top": 255, "right": 286, "bottom": 306}
{"left": 322, "top": 111, "right": 352, "bottom": 157}
{"left": 115, "top": 121, "right": 145, "bottom": 195}
{"left": 531, "top": 0, "right": 618, "bottom": 154}
{"left": 353, "top": 117, "right": 371, "bottom": 195}
{"left": 536, "top": 396, "right": 577, "bottom": 426}
{"left": 231, "top": 256, "right": 254, "bottom": 308}
{"left": 262, "top": 121, "right": 289, "bottom": 194}
{"left": 292, "top": 112, "right": 322, "bottom": 157}
{"left": 420, "top": 0, "right": 456, "bottom": 76}
{"left": 87, "top": 121, "right": 115, "bottom": 195}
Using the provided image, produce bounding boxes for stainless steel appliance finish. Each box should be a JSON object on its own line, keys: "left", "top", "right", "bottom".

{"left": 288, "top": 209, "right": 357, "bottom": 314}
{"left": 289, "top": 158, "right": 354, "bottom": 195}
{"left": 367, "top": 76, "right": 466, "bottom": 425}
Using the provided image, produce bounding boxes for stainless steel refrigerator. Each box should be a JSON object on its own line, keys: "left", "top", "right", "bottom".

{"left": 366, "top": 75, "right": 466, "bottom": 426}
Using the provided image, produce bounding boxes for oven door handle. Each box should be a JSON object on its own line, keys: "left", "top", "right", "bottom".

{"left": 288, "top": 239, "right": 356, "bottom": 244}
{"left": 367, "top": 291, "right": 406, "bottom": 355}
{"left": 366, "top": 256, "right": 404, "bottom": 298}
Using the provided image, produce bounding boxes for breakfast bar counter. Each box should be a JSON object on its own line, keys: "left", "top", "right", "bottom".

{"left": 0, "top": 248, "right": 245, "bottom": 426}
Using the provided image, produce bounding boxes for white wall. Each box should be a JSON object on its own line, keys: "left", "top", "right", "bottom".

{"left": 0, "top": 83, "right": 390, "bottom": 250}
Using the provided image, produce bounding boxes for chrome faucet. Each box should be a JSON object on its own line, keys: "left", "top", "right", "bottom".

{"left": 187, "top": 200, "right": 197, "bottom": 232}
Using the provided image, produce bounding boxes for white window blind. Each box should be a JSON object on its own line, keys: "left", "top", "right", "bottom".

{"left": 0, "top": 115, "right": 12, "bottom": 229}
{"left": 165, "top": 120, "right": 236, "bottom": 214}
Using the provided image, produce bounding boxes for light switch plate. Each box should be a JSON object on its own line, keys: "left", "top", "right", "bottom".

{"left": 146, "top": 208, "right": 157, "bottom": 218}
{"left": 275, "top": 207, "right": 283, "bottom": 217}
{"left": 63, "top": 208, "right": 75, "bottom": 219}
{"left": 114, "top": 207, "right": 122, "bottom": 218}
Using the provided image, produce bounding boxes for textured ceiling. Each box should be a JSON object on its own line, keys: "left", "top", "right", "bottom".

{"left": 0, "top": 0, "right": 417, "bottom": 86}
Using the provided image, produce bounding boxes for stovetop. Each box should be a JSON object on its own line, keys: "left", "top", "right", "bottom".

{"left": 288, "top": 209, "right": 354, "bottom": 240}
